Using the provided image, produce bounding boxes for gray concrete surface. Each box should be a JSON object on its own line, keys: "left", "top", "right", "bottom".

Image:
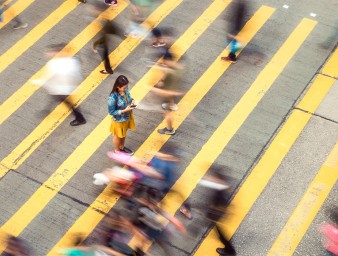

{"left": 0, "top": 0, "right": 337, "bottom": 255}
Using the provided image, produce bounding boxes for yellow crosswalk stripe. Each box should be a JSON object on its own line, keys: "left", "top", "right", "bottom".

{"left": 49, "top": 5, "right": 274, "bottom": 254}
{"left": 194, "top": 40, "right": 338, "bottom": 256}
{"left": 0, "top": 2, "right": 128, "bottom": 125}
{"left": 0, "top": 0, "right": 189, "bottom": 252}
{"left": 0, "top": 0, "right": 184, "bottom": 178}
{"left": 168, "top": 17, "right": 317, "bottom": 216}
{"left": 322, "top": 46, "right": 338, "bottom": 78}
{"left": 0, "top": 0, "right": 79, "bottom": 74}
{"left": 268, "top": 141, "right": 338, "bottom": 256}
{"left": 0, "top": 0, "right": 35, "bottom": 30}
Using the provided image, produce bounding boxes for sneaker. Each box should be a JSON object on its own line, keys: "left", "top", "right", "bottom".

{"left": 221, "top": 56, "right": 237, "bottom": 63}
{"left": 162, "top": 103, "right": 179, "bottom": 111}
{"left": 13, "top": 23, "right": 28, "bottom": 30}
{"left": 157, "top": 127, "right": 175, "bottom": 135}
{"left": 70, "top": 119, "right": 86, "bottom": 126}
{"left": 104, "top": 0, "right": 118, "bottom": 6}
{"left": 152, "top": 42, "right": 166, "bottom": 47}
{"left": 216, "top": 247, "right": 235, "bottom": 256}
{"left": 216, "top": 248, "right": 227, "bottom": 255}
{"left": 120, "top": 147, "right": 134, "bottom": 155}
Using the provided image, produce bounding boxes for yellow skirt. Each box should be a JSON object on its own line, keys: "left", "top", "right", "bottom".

{"left": 110, "top": 114, "right": 136, "bottom": 138}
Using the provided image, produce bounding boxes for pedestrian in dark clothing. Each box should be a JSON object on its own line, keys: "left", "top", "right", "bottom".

{"left": 221, "top": 0, "right": 247, "bottom": 63}
{"left": 180, "top": 164, "right": 237, "bottom": 256}
{"left": 93, "top": 20, "right": 124, "bottom": 74}
{"left": 3, "top": 235, "right": 32, "bottom": 256}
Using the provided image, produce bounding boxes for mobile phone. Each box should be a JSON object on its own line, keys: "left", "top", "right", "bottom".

{"left": 130, "top": 103, "right": 137, "bottom": 108}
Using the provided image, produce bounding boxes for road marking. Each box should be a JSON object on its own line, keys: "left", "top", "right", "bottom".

{"left": 0, "top": 0, "right": 35, "bottom": 30}
{"left": 322, "top": 46, "right": 338, "bottom": 78}
{"left": 0, "top": 2, "right": 128, "bottom": 125}
{"left": 49, "top": 5, "right": 274, "bottom": 253}
{"left": 194, "top": 70, "right": 335, "bottom": 255}
{"left": 0, "top": 0, "right": 184, "bottom": 178}
{"left": 0, "top": 0, "right": 193, "bottom": 252}
{"left": 0, "top": 0, "right": 79, "bottom": 74}
{"left": 268, "top": 141, "right": 338, "bottom": 256}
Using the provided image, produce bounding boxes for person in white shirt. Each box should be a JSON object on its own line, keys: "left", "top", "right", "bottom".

{"left": 33, "top": 44, "right": 86, "bottom": 126}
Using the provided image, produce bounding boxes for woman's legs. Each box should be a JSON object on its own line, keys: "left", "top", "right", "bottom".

{"left": 113, "top": 136, "right": 123, "bottom": 152}
{"left": 120, "top": 137, "right": 126, "bottom": 150}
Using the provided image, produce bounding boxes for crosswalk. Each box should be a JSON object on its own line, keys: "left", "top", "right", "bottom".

{"left": 0, "top": 0, "right": 337, "bottom": 255}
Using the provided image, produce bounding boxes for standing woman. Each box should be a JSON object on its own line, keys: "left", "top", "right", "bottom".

{"left": 108, "top": 75, "right": 136, "bottom": 155}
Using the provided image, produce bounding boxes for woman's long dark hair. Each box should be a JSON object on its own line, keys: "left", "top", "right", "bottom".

{"left": 110, "top": 75, "right": 129, "bottom": 94}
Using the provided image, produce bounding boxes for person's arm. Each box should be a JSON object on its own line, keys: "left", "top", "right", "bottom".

{"left": 150, "top": 86, "right": 185, "bottom": 97}
{"left": 108, "top": 94, "right": 122, "bottom": 116}
{"left": 157, "top": 207, "right": 187, "bottom": 233}
{"left": 128, "top": 0, "right": 140, "bottom": 16}
{"left": 108, "top": 94, "right": 134, "bottom": 116}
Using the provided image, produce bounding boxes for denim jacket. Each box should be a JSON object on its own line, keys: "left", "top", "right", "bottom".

{"left": 108, "top": 89, "right": 133, "bottom": 122}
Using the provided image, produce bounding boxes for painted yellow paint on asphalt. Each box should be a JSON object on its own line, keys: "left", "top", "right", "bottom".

{"left": 0, "top": 0, "right": 184, "bottom": 178}
{"left": 297, "top": 74, "right": 337, "bottom": 113}
{"left": 162, "top": 18, "right": 317, "bottom": 216}
{"left": 268, "top": 141, "right": 338, "bottom": 256}
{"left": 0, "top": 0, "right": 78, "bottom": 74}
{"left": 49, "top": 5, "right": 274, "bottom": 254}
{"left": 195, "top": 56, "right": 336, "bottom": 256}
{"left": 0, "top": 0, "right": 192, "bottom": 253}
{"left": 0, "top": 0, "right": 35, "bottom": 30}
{"left": 322, "top": 46, "right": 338, "bottom": 78}
{"left": 268, "top": 143, "right": 338, "bottom": 256}
{"left": 0, "top": 2, "right": 128, "bottom": 125}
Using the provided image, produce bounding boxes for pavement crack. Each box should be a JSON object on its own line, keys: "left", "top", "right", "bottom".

{"left": 161, "top": 240, "right": 190, "bottom": 255}
{"left": 294, "top": 107, "right": 338, "bottom": 124}
{"left": 5, "top": 169, "right": 99, "bottom": 211}
{"left": 13, "top": 114, "right": 70, "bottom": 166}
{"left": 318, "top": 72, "right": 338, "bottom": 80}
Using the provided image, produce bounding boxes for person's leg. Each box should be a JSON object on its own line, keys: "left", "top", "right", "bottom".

{"left": 12, "top": 15, "right": 28, "bottom": 29}
{"left": 221, "top": 36, "right": 237, "bottom": 63}
{"left": 64, "top": 96, "right": 86, "bottom": 126}
{"left": 120, "top": 137, "right": 126, "bottom": 150}
{"left": 119, "top": 136, "right": 134, "bottom": 155}
{"left": 113, "top": 136, "right": 123, "bottom": 152}
{"left": 99, "top": 40, "right": 114, "bottom": 74}
{"left": 165, "top": 111, "right": 173, "bottom": 130}
{"left": 215, "top": 224, "right": 236, "bottom": 255}
{"left": 157, "top": 111, "right": 175, "bottom": 135}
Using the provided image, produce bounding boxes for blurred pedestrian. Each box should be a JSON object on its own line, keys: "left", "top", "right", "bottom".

{"left": 92, "top": 19, "right": 123, "bottom": 74}
{"left": 124, "top": 0, "right": 159, "bottom": 38}
{"left": 3, "top": 235, "right": 32, "bottom": 256}
{"left": 0, "top": 0, "right": 28, "bottom": 29}
{"left": 61, "top": 233, "right": 126, "bottom": 256}
{"left": 150, "top": 28, "right": 166, "bottom": 47}
{"left": 180, "top": 164, "right": 237, "bottom": 256}
{"left": 131, "top": 197, "right": 186, "bottom": 255}
{"left": 108, "top": 75, "right": 136, "bottom": 155}
{"left": 150, "top": 32, "right": 185, "bottom": 135}
{"left": 221, "top": 0, "right": 247, "bottom": 63}
{"left": 32, "top": 44, "right": 86, "bottom": 126}
{"left": 319, "top": 205, "right": 338, "bottom": 256}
